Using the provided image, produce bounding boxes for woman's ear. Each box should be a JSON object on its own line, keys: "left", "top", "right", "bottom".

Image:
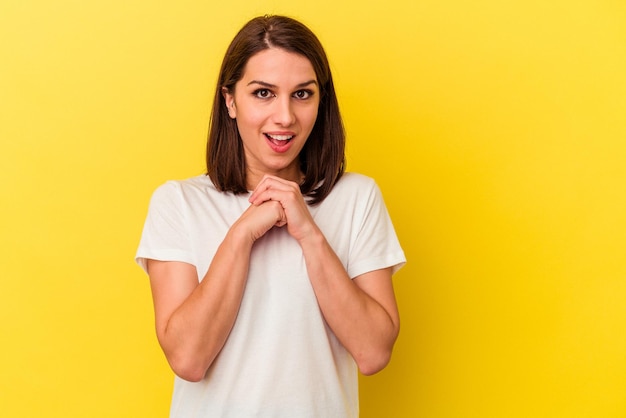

{"left": 222, "top": 87, "right": 236, "bottom": 119}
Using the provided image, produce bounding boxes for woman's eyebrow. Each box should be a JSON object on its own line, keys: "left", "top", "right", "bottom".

{"left": 296, "top": 80, "right": 318, "bottom": 88}
{"left": 247, "top": 80, "right": 318, "bottom": 88}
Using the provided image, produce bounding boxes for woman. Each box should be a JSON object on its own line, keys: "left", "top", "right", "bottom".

{"left": 137, "top": 15, "right": 405, "bottom": 417}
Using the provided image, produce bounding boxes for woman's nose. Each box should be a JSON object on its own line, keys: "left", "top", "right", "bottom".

{"left": 272, "top": 98, "right": 296, "bottom": 126}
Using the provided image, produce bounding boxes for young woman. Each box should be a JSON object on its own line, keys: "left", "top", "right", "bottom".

{"left": 137, "top": 15, "right": 405, "bottom": 417}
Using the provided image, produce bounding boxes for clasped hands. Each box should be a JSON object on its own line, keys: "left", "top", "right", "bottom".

{"left": 240, "top": 175, "right": 317, "bottom": 243}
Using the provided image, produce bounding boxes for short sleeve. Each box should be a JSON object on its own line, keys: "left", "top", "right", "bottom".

{"left": 135, "top": 182, "right": 195, "bottom": 274}
{"left": 346, "top": 180, "right": 406, "bottom": 279}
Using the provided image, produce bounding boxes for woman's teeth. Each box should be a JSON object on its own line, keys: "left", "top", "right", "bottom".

{"left": 265, "top": 134, "right": 294, "bottom": 141}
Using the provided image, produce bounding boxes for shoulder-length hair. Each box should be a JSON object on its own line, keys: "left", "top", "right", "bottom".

{"left": 206, "top": 15, "right": 345, "bottom": 205}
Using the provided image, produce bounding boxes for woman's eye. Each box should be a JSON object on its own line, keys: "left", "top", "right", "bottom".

{"left": 294, "top": 90, "right": 312, "bottom": 99}
{"left": 254, "top": 89, "right": 273, "bottom": 99}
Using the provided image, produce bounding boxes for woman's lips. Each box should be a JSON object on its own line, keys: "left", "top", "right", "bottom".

{"left": 264, "top": 133, "right": 295, "bottom": 153}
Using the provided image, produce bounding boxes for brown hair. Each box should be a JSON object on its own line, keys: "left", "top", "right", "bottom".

{"left": 206, "top": 15, "right": 345, "bottom": 205}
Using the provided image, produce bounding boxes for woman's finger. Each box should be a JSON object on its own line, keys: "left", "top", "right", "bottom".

{"left": 249, "top": 175, "right": 299, "bottom": 205}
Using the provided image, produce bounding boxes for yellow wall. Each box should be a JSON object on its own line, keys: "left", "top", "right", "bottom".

{"left": 1, "top": 0, "right": 625, "bottom": 416}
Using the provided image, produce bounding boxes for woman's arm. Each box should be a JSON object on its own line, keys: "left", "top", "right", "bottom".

{"left": 147, "top": 200, "right": 286, "bottom": 382}
{"left": 249, "top": 176, "right": 400, "bottom": 375}
{"left": 300, "top": 233, "right": 400, "bottom": 375}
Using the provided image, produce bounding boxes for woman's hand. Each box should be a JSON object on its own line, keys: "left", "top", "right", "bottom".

{"left": 235, "top": 197, "right": 287, "bottom": 243}
{"left": 248, "top": 175, "right": 317, "bottom": 242}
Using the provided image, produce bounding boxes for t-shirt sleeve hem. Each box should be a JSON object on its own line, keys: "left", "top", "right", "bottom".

{"left": 347, "top": 251, "right": 407, "bottom": 279}
{"left": 135, "top": 249, "right": 196, "bottom": 275}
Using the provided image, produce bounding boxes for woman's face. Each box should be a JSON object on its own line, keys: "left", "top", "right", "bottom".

{"left": 223, "top": 47, "right": 320, "bottom": 189}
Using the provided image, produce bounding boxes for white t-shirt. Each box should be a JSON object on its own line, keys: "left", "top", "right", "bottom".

{"left": 136, "top": 172, "right": 405, "bottom": 418}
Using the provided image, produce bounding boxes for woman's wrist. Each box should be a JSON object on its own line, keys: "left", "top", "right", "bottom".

{"left": 225, "top": 221, "right": 256, "bottom": 251}
{"left": 296, "top": 225, "right": 326, "bottom": 250}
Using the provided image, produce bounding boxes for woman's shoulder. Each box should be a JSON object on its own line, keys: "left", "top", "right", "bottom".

{"left": 320, "top": 172, "right": 381, "bottom": 206}
{"left": 147, "top": 174, "right": 217, "bottom": 203}
{"left": 333, "top": 172, "right": 378, "bottom": 192}
{"left": 153, "top": 174, "right": 214, "bottom": 193}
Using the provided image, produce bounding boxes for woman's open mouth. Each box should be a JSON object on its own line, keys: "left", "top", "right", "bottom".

{"left": 264, "top": 133, "right": 294, "bottom": 145}
{"left": 264, "top": 133, "right": 295, "bottom": 153}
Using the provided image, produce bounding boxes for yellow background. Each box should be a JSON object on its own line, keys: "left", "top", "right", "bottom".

{"left": 1, "top": 0, "right": 625, "bottom": 416}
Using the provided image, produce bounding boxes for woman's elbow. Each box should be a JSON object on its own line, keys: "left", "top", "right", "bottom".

{"left": 356, "top": 329, "right": 399, "bottom": 375}
{"left": 165, "top": 351, "right": 209, "bottom": 382}
{"left": 169, "top": 360, "right": 207, "bottom": 382}
{"left": 355, "top": 347, "right": 393, "bottom": 376}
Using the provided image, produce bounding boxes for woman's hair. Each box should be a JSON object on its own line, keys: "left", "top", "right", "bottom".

{"left": 206, "top": 15, "right": 345, "bottom": 205}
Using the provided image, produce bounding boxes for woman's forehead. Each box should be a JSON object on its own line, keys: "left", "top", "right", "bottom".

{"left": 239, "top": 48, "right": 317, "bottom": 86}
